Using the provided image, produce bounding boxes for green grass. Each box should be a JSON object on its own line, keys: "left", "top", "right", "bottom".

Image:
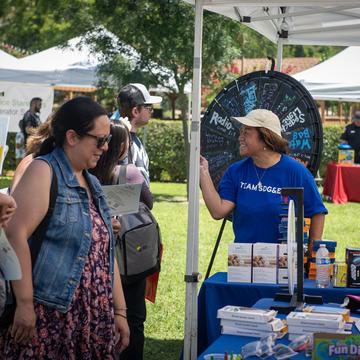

{"left": 145, "top": 182, "right": 360, "bottom": 360}
{"left": 0, "top": 176, "right": 12, "bottom": 189}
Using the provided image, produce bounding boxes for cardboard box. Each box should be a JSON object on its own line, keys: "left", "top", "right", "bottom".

{"left": 296, "top": 304, "right": 350, "bottom": 322}
{"left": 277, "top": 244, "right": 297, "bottom": 285}
{"left": 286, "top": 312, "right": 344, "bottom": 329}
{"left": 220, "top": 317, "right": 285, "bottom": 332}
{"left": 221, "top": 325, "right": 285, "bottom": 338}
{"left": 252, "top": 243, "right": 277, "bottom": 284}
{"left": 346, "top": 247, "right": 360, "bottom": 288}
{"left": 287, "top": 325, "right": 345, "bottom": 335}
{"left": 227, "top": 243, "right": 252, "bottom": 283}
{"left": 217, "top": 305, "right": 277, "bottom": 322}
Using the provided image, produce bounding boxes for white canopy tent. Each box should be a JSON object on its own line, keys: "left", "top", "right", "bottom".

{"left": 181, "top": 1, "right": 360, "bottom": 359}
{"left": 0, "top": 49, "right": 20, "bottom": 67}
{"left": 293, "top": 46, "right": 360, "bottom": 102}
{"left": 0, "top": 34, "right": 191, "bottom": 93}
{"left": 0, "top": 36, "right": 105, "bottom": 90}
{"left": 0, "top": 50, "right": 53, "bottom": 132}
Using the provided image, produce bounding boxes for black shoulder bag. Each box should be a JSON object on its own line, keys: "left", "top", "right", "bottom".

{"left": 115, "top": 165, "right": 161, "bottom": 285}
{"left": 0, "top": 166, "right": 58, "bottom": 331}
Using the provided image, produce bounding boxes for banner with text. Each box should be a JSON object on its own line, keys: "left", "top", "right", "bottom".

{"left": 0, "top": 82, "right": 54, "bottom": 132}
{"left": 0, "top": 116, "right": 9, "bottom": 173}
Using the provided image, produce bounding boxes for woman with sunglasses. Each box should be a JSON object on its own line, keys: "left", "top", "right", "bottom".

{"left": 1, "top": 97, "right": 129, "bottom": 359}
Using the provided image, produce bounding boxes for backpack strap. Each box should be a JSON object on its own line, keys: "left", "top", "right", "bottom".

{"left": 118, "top": 165, "right": 128, "bottom": 185}
{"left": 30, "top": 164, "right": 58, "bottom": 267}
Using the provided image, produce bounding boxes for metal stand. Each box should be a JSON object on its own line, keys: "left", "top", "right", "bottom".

{"left": 205, "top": 218, "right": 227, "bottom": 280}
{"left": 271, "top": 187, "right": 323, "bottom": 314}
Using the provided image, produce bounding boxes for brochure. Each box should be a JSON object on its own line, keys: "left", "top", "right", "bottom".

{"left": 102, "top": 183, "right": 141, "bottom": 216}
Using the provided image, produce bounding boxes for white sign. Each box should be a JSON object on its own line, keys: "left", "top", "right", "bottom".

{"left": 102, "top": 183, "right": 142, "bottom": 216}
{"left": 0, "top": 81, "right": 54, "bottom": 132}
{"left": 0, "top": 116, "right": 9, "bottom": 174}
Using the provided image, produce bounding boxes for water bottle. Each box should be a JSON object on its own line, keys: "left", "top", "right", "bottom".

{"left": 316, "top": 244, "right": 330, "bottom": 288}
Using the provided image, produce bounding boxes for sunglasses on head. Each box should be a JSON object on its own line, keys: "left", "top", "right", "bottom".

{"left": 84, "top": 133, "right": 112, "bottom": 149}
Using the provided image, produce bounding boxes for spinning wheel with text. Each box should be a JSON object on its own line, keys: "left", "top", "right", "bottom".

{"left": 201, "top": 70, "right": 323, "bottom": 190}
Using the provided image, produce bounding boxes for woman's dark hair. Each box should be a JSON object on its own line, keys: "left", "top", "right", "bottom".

{"left": 89, "top": 120, "right": 131, "bottom": 185}
{"left": 38, "top": 97, "right": 107, "bottom": 156}
{"left": 256, "top": 127, "right": 289, "bottom": 154}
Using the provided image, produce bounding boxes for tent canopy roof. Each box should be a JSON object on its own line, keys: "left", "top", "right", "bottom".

{"left": 183, "top": 1, "right": 360, "bottom": 46}
{"left": 0, "top": 49, "right": 20, "bottom": 66}
{"left": 0, "top": 30, "right": 191, "bottom": 93}
{"left": 293, "top": 46, "right": 360, "bottom": 102}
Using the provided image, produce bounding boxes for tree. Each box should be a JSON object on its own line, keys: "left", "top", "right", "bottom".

{"left": 89, "top": 0, "right": 247, "bottom": 187}
{"left": 0, "top": 0, "right": 94, "bottom": 51}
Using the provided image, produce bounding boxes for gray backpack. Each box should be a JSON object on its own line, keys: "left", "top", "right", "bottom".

{"left": 115, "top": 165, "right": 161, "bottom": 284}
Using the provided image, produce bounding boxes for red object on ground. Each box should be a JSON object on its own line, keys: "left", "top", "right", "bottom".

{"left": 145, "top": 244, "right": 163, "bottom": 303}
{"left": 323, "top": 162, "right": 360, "bottom": 204}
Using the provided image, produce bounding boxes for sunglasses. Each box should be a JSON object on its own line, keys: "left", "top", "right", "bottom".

{"left": 84, "top": 133, "right": 112, "bottom": 149}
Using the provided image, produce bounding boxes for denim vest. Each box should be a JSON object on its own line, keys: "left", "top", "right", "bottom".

{"left": 31, "top": 147, "right": 114, "bottom": 312}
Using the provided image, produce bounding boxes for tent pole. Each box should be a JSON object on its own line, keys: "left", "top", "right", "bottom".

{"left": 277, "top": 39, "right": 283, "bottom": 72}
{"left": 184, "top": 1, "right": 203, "bottom": 359}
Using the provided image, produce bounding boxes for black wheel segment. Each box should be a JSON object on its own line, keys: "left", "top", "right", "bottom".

{"left": 201, "top": 70, "right": 323, "bottom": 190}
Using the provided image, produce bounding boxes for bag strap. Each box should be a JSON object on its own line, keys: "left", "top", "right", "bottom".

{"left": 30, "top": 164, "right": 58, "bottom": 267}
{"left": 118, "top": 164, "right": 128, "bottom": 185}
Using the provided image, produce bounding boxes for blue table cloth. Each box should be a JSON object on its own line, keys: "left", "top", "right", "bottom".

{"left": 197, "top": 297, "right": 360, "bottom": 360}
{"left": 198, "top": 272, "right": 360, "bottom": 355}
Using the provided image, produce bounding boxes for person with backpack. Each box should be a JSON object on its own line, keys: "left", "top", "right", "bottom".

{"left": 90, "top": 119, "right": 154, "bottom": 360}
{"left": 111, "top": 83, "right": 162, "bottom": 187}
{"left": 1, "top": 97, "right": 129, "bottom": 358}
{"left": 21, "top": 97, "right": 42, "bottom": 146}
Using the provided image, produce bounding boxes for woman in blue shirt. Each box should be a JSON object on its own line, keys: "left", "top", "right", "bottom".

{"left": 200, "top": 109, "right": 327, "bottom": 247}
{"left": 2, "top": 97, "right": 130, "bottom": 358}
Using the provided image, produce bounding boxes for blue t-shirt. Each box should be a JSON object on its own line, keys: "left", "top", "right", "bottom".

{"left": 218, "top": 154, "right": 327, "bottom": 243}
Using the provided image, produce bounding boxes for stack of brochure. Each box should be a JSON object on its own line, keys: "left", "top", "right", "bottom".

{"left": 286, "top": 311, "right": 347, "bottom": 341}
{"left": 217, "top": 306, "right": 286, "bottom": 338}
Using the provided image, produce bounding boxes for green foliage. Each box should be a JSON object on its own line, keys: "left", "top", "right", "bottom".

{"left": 139, "top": 120, "right": 186, "bottom": 182}
{"left": 0, "top": 0, "right": 95, "bottom": 51}
{"left": 2, "top": 132, "right": 16, "bottom": 174}
{"left": 0, "top": 176, "right": 12, "bottom": 189}
{"left": 319, "top": 125, "right": 345, "bottom": 179}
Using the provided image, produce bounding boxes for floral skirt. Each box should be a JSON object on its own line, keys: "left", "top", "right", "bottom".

{"left": 0, "top": 199, "right": 115, "bottom": 359}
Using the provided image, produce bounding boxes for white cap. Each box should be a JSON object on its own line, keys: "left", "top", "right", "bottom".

{"left": 130, "top": 83, "right": 162, "bottom": 104}
{"left": 231, "top": 109, "right": 282, "bottom": 137}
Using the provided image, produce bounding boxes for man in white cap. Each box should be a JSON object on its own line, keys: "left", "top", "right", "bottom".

{"left": 114, "top": 83, "right": 162, "bottom": 186}
{"left": 113, "top": 84, "right": 161, "bottom": 360}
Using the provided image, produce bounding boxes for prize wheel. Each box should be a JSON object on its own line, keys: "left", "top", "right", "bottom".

{"left": 201, "top": 70, "right": 323, "bottom": 190}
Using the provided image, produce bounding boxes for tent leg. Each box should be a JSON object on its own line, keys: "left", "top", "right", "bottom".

{"left": 277, "top": 40, "right": 283, "bottom": 72}
{"left": 205, "top": 219, "right": 227, "bottom": 280}
{"left": 184, "top": 1, "right": 203, "bottom": 359}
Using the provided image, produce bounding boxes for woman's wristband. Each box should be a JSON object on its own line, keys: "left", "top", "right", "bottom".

{"left": 114, "top": 307, "right": 127, "bottom": 311}
{"left": 114, "top": 313, "right": 127, "bottom": 319}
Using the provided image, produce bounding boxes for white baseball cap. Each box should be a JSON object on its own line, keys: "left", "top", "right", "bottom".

{"left": 231, "top": 109, "right": 282, "bottom": 137}
{"left": 117, "top": 83, "right": 162, "bottom": 108}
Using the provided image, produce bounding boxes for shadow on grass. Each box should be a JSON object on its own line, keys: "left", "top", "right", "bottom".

{"left": 154, "top": 193, "right": 187, "bottom": 203}
{"left": 144, "top": 337, "right": 184, "bottom": 360}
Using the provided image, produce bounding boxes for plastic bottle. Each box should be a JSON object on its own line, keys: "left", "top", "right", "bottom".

{"left": 316, "top": 244, "right": 330, "bottom": 288}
